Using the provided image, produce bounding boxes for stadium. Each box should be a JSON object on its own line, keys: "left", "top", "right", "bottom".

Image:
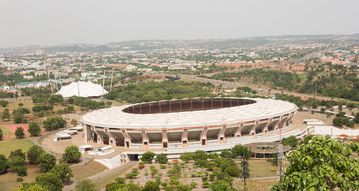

{"left": 80, "top": 97, "right": 298, "bottom": 153}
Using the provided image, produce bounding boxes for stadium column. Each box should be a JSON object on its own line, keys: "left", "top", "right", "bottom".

{"left": 234, "top": 123, "right": 243, "bottom": 137}
{"left": 285, "top": 112, "right": 294, "bottom": 126}
{"left": 122, "top": 129, "right": 131, "bottom": 148}
{"left": 262, "top": 119, "right": 271, "bottom": 133}
{"left": 275, "top": 116, "right": 283, "bottom": 130}
{"left": 200, "top": 127, "right": 208, "bottom": 145}
{"left": 141, "top": 129, "right": 149, "bottom": 149}
{"left": 162, "top": 130, "right": 168, "bottom": 148}
{"left": 91, "top": 126, "right": 101, "bottom": 144}
{"left": 218, "top": 125, "right": 226, "bottom": 143}
{"left": 104, "top": 128, "right": 115, "bottom": 146}
{"left": 250, "top": 121, "right": 259, "bottom": 135}
{"left": 182, "top": 129, "right": 188, "bottom": 147}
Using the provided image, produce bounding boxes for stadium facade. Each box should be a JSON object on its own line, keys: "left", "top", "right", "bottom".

{"left": 80, "top": 97, "right": 297, "bottom": 151}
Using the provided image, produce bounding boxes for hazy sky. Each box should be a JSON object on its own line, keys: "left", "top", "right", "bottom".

{"left": 0, "top": 0, "right": 359, "bottom": 48}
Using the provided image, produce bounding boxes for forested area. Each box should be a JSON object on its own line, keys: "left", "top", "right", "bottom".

{"left": 210, "top": 67, "right": 359, "bottom": 101}
{"left": 299, "top": 72, "right": 359, "bottom": 101}
{"left": 211, "top": 69, "right": 301, "bottom": 91}
{"left": 105, "top": 81, "right": 213, "bottom": 103}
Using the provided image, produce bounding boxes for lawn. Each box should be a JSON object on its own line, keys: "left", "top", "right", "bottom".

{"left": 0, "top": 165, "right": 41, "bottom": 191}
{"left": 0, "top": 139, "right": 34, "bottom": 157}
{"left": 235, "top": 159, "right": 278, "bottom": 178}
{"left": 0, "top": 126, "right": 11, "bottom": 137}
{"left": 72, "top": 161, "right": 107, "bottom": 180}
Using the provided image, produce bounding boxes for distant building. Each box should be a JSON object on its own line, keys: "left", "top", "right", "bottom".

{"left": 57, "top": 81, "right": 108, "bottom": 98}
{"left": 15, "top": 81, "right": 50, "bottom": 89}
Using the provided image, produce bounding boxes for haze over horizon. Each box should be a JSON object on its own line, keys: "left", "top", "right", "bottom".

{"left": 1, "top": 0, "right": 359, "bottom": 48}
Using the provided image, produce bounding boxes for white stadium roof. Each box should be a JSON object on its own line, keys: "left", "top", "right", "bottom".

{"left": 81, "top": 98, "right": 297, "bottom": 129}
{"left": 57, "top": 81, "right": 108, "bottom": 98}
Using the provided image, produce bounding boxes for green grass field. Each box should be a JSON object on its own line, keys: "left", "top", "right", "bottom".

{"left": 0, "top": 139, "right": 34, "bottom": 157}
{"left": 0, "top": 126, "right": 10, "bottom": 137}
{"left": 235, "top": 159, "right": 277, "bottom": 178}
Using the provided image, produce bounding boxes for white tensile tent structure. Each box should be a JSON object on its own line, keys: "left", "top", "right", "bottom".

{"left": 57, "top": 81, "right": 108, "bottom": 98}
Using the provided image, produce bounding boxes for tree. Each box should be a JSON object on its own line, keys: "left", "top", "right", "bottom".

{"left": 50, "top": 163, "right": 73, "bottom": 184}
{"left": 355, "top": 112, "right": 359, "bottom": 123}
{"left": 15, "top": 127, "right": 25, "bottom": 139}
{"left": 62, "top": 145, "right": 81, "bottom": 164}
{"left": 27, "top": 145, "right": 45, "bottom": 165}
{"left": 272, "top": 136, "right": 359, "bottom": 191}
{"left": 141, "top": 151, "right": 155, "bottom": 164}
{"left": 180, "top": 153, "right": 193, "bottom": 163}
{"left": 75, "top": 179, "right": 96, "bottom": 191}
{"left": 281, "top": 136, "right": 298, "bottom": 148}
{"left": 39, "top": 153, "right": 56, "bottom": 173}
{"left": 29, "top": 122, "right": 41, "bottom": 137}
{"left": 13, "top": 112, "right": 27, "bottom": 124}
{"left": 35, "top": 172, "right": 63, "bottom": 191}
{"left": 8, "top": 149, "right": 27, "bottom": 176}
{"left": 225, "top": 166, "right": 241, "bottom": 177}
{"left": 0, "top": 128, "right": 3, "bottom": 140}
{"left": 143, "top": 180, "right": 160, "bottom": 191}
{"left": 231, "top": 145, "right": 251, "bottom": 159}
{"left": 241, "top": 157, "right": 250, "bottom": 179}
{"left": 42, "top": 116, "right": 66, "bottom": 131}
{"left": 0, "top": 100, "right": 8, "bottom": 107}
{"left": 210, "top": 180, "right": 233, "bottom": 191}
{"left": 220, "top": 150, "right": 233, "bottom": 158}
{"left": 1, "top": 108, "right": 10, "bottom": 121}
{"left": 48, "top": 94, "right": 64, "bottom": 105}
{"left": 0, "top": 154, "right": 8, "bottom": 174}
{"left": 155, "top": 154, "right": 168, "bottom": 164}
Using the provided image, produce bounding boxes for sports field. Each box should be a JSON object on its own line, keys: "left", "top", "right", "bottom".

{"left": 0, "top": 139, "right": 34, "bottom": 157}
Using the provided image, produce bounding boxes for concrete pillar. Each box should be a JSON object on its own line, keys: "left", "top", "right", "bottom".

{"left": 122, "top": 129, "right": 131, "bottom": 148}
{"left": 182, "top": 129, "right": 188, "bottom": 147}
{"left": 235, "top": 123, "right": 243, "bottom": 137}
{"left": 218, "top": 125, "right": 226, "bottom": 143}
{"left": 162, "top": 130, "right": 168, "bottom": 148}
{"left": 262, "top": 125, "right": 269, "bottom": 133}
{"left": 200, "top": 127, "right": 208, "bottom": 145}
{"left": 141, "top": 130, "right": 149, "bottom": 149}
{"left": 249, "top": 128, "right": 256, "bottom": 136}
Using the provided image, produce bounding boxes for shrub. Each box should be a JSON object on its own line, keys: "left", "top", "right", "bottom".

{"left": 155, "top": 153, "right": 168, "bottom": 164}
{"left": 0, "top": 128, "right": 3, "bottom": 140}
{"left": 29, "top": 122, "right": 41, "bottom": 136}
{"left": 143, "top": 180, "right": 160, "bottom": 191}
{"left": 50, "top": 163, "right": 73, "bottom": 184}
{"left": 8, "top": 149, "right": 26, "bottom": 176}
{"left": 0, "top": 154, "right": 8, "bottom": 174}
{"left": 14, "top": 112, "right": 27, "bottom": 124}
{"left": 62, "top": 145, "right": 81, "bottom": 164}
{"left": 43, "top": 116, "right": 66, "bottom": 131}
{"left": 138, "top": 162, "right": 145, "bottom": 170}
{"left": 15, "top": 127, "right": 25, "bottom": 139}
{"left": 36, "top": 172, "right": 63, "bottom": 191}
{"left": 27, "top": 145, "right": 45, "bottom": 165}
{"left": 39, "top": 153, "right": 56, "bottom": 173}
{"left": 0, "top": 100, "right": 8, "bottom": 107}
{"left": 141, "top": 151, "right": 155, "bottom": 164}
{"left": 1, "top": 108, "right": 10, "bottom": 121}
